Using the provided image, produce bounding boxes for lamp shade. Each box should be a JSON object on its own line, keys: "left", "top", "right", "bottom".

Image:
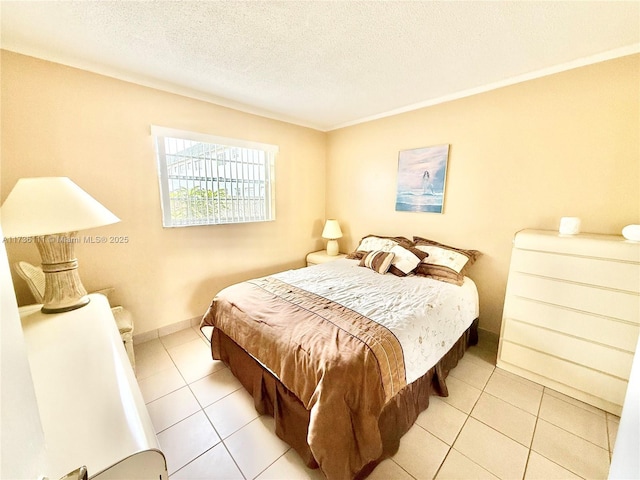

{"left": 1, "top": 177, "right": 120, "bottom": 237}
{"left": 322, "top": 219, "right": 342, "bottom": 240}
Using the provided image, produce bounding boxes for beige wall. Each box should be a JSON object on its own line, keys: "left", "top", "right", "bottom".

{"left": 326, "top": 54, "right": 640, "bottom": 335}
{"left": 1, "top": 51, "right": 327, "bottom": 334}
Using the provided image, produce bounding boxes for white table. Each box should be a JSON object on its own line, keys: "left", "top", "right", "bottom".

{"left": 306, "top": 250, "right": 347, "bottom": 266}
{"left": 20, "top": 294, "right": 167, "bottom": 479}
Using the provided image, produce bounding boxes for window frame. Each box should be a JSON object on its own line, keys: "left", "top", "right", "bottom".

{"left": 151, "top": 126, "right": 278, "bottom": 228}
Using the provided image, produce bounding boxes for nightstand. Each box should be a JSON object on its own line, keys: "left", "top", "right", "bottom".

{"left": 306, "top": 250, "right": 347, "bottom": 266}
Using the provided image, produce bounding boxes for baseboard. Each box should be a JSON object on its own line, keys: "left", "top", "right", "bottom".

{"left": 477, "top": 327, "right": 499, "bottom": 347}
{"left": 133, "top": 316, "right": 202, "bottom": 345}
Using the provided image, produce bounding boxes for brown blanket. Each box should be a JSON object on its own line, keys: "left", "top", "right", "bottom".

{"left": 201, "top": 277, "right": 407, "bottom": 479}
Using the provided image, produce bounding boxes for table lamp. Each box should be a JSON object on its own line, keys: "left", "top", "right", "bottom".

{"left": 322, "top": 219, "right": 342, "bottom": 256}
{"left": 1, "top": 177, "right": 120, "bottom": 313}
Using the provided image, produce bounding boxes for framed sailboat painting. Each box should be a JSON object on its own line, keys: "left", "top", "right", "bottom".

{"left": 395, "top": 144, "right": 450, "bottom": 214}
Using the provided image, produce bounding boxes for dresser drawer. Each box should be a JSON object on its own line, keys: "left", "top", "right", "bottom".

{"left": 503, "top": 296, "right": 640, "bottom": 352}
{"left": 499, "top": 341, "right": 628, "bottom": 407}
{"left": 507, "top": 272, "right": 640, "bottom": 324}
{"left": 510, "top": 248, "right": 640, "bottom": 292}
{"left": 502, "top": 319, "right": 635, "bottom": 379}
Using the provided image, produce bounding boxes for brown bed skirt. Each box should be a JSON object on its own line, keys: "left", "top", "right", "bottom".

{"left": 212, "top": 318, "right": 479, "bottom": 479}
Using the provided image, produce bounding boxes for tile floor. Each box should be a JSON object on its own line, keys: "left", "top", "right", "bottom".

{"left": 135, "top": 326, "right": 619, "bottom": 479}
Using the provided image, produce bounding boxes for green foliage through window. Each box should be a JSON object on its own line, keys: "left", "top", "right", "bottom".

{"left": 168, "top": 186, "right": 228, "bottom": 222}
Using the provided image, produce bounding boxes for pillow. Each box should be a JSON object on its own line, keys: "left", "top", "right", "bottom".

{"left": 413, "top": 236, "right": 480, "bottom": 285}
{"left": 346, "top": 234, "right": 413, "bottom": 260}
{"left": 387, "top": 244, "right": 429, "bottom": 276}
{"left": 359, "top": 250, "right": 395, "bottom": 274}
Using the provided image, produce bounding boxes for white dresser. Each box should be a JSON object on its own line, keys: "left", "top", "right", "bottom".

{"left": 497, "top": 229, "right": 640, "bottom": 415}
{"left": 20, "top": 294, "right": 167, "bottom": 479}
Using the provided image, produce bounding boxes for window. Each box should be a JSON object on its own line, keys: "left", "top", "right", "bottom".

{"left": 152, "top": 126, "right": 277, "bottom": 227}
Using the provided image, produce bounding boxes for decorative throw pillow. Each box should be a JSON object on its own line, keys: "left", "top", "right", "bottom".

{"left": 388, "top": 245, "right": 429, "bottom": 276}
{"left": 413, "top": 236, "right": 480, "bottom": 285}
{"left": 359, "top": 250, "right": 395, "bottom": 274}
{"left": 347, "top": 234, "right": 413, "bottom": 260}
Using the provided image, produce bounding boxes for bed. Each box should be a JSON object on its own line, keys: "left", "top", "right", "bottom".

{"left": 201, "top": 235, "right": 480, "bottom": 479}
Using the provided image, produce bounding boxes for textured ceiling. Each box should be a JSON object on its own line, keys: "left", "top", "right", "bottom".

{"left": 1, "top": 1, "right": 639, "bottom": 131}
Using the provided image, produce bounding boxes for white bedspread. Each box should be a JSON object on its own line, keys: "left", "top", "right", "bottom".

{"left": 273, "top": 259, "right": 479, "bottom": 384}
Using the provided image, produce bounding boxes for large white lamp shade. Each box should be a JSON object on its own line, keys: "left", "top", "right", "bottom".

{"left": 1, "top": 177, "right": 120, "bottom": 313}
{"left": 2, "top": 177, "right": 119, "bottom": 237}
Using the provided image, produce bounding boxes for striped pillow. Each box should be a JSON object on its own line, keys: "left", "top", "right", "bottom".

{"left": 359, "top": 250, "right": 395, "bottom": 274}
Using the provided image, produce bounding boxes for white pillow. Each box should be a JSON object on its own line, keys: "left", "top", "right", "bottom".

{"left": 356, "top": 236, "right": 399, "bottom": 252}
{"left": 390, "top": 245, "right": 422, "bottom": 275}
{"left": 415, "top": 245, "right": 470, "bottom": 273}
